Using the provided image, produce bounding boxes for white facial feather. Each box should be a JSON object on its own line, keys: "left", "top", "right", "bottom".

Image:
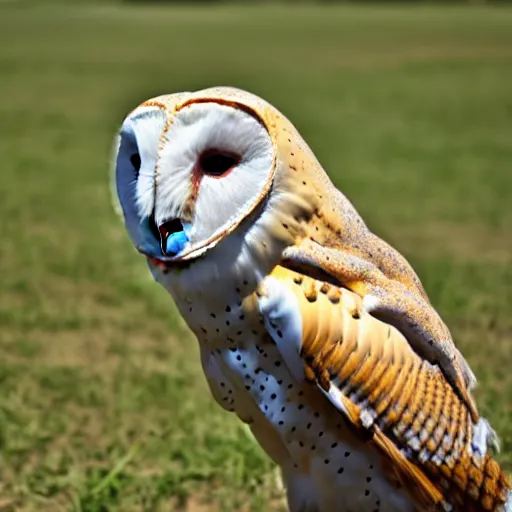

{"left": 155, "top": 103, "right": 273, "bottom": 248}
{"left": 114, "top": 99, "right": 277, "bottom": 265}
{"left": 115, "top": 106, "right": 167, "bottom": 252}
{"left": 123, "top": 106, "right": 167, "bottom": 218}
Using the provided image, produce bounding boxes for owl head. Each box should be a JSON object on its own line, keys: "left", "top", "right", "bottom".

{"left": 112, "top": 87, "right": 338, "bottom": 292}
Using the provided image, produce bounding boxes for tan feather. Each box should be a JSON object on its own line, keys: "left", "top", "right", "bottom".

{"left": 267, "top": 265, "right": 510, "bottom": 511}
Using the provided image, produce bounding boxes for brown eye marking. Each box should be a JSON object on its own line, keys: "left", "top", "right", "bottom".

{"left": 198, "top": 149, "right": 240, "bottom": 178}
{"left": 189, "top": 149, "right": 241, "bottom": 201}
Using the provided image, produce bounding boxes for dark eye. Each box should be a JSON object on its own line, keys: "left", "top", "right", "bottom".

{"left": 130, "top": 153, "right": 141, "bottom": 173}
{"left": 199, "top": 151, "right": 239, "bottom": 177}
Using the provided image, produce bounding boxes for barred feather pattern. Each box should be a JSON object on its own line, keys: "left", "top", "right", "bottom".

{"left": 270, "top": 266, "right": 510, "bottom": 511}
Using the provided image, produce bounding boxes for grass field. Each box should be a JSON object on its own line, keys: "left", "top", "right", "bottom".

{"left": 0, "top": 2, "right": 511, "bottom": 511}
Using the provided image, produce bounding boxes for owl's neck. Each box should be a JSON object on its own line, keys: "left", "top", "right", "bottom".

{"left": 154, "top": 178, "right": 315, "bottom": 306}
{"left": 153, "top": 216, "right": 282, "bottom": 306}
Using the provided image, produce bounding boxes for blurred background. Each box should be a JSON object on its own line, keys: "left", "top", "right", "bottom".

{"left": 1, "top": 0, "right": 511, "bottom": 510}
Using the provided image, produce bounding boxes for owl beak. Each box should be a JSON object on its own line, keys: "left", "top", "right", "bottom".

{"left": 157, "top": 218, "right": 189, "bottom": 257}
{"left": 136, "top": 215, "right": 190, "bottom": 266}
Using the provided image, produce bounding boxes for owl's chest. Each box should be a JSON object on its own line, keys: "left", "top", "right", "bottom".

{"left": 195, "top": 328, "right": 414, "bottom": 511}
{"left": 175, "top": 291, "right": 316, "bottom": 450}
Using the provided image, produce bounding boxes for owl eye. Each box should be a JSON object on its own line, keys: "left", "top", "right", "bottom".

{"left": 130, "top": 153, "right": 141, "bottom": 173}
{"left": 199, "top": 151, "right": 239, "bottom": 177}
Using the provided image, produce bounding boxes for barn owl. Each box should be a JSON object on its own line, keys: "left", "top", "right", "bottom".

{"left": 112, "top": 86, "right": 511, "bottom": 511}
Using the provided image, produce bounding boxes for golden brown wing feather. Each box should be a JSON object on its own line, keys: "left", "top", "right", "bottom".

{"left": 268, "top": 265, "right": 510, "bottom": 511}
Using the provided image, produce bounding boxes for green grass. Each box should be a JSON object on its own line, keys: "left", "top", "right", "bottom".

{"left": 0, "top": 3, "right": 511, "bottom": 510}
